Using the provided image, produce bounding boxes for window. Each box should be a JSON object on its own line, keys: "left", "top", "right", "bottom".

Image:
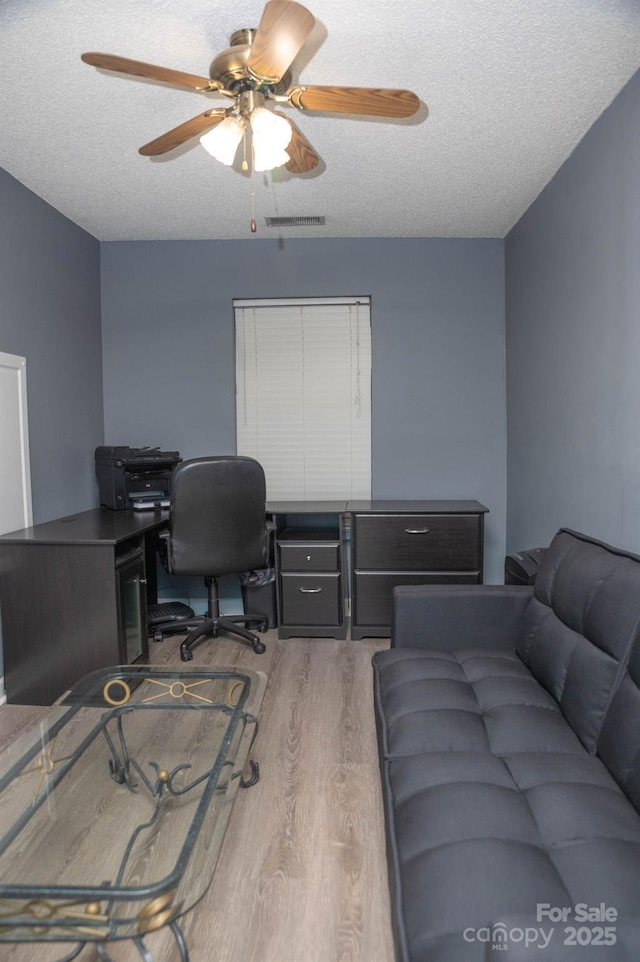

{"left": 235, "top": 297, "right": 371, "bottom": 501}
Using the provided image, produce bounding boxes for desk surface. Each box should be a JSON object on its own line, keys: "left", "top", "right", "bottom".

{"left": 266, "top": 499, "right": 488, "bottom": 514}
{"left": 347, "top": 499, "right": 488, "bottom": 513}
{"left": 0, "top": 507, "right": 169, "bottom": 546}
{"left": 0, "top": 500, "right": 489, "bottom": 546}
{"left": 266, "top": 500, "right": 348, "bottom": 514}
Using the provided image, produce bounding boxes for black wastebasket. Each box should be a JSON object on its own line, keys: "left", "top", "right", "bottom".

{"left": 240, "top": 568, "right": 277, "bottom": 629}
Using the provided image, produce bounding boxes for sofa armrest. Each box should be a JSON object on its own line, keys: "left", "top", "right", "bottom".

{"left": 391, "top": 584, "right": 534, "bottom": 652}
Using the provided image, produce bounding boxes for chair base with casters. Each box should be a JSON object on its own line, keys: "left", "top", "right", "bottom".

{"left": 150, "top": 576, "right": 267, "bottom": 659}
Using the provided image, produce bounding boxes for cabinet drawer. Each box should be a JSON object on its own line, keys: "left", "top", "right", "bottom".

{"left": 353, "top": 572, "right": 480, "bottom": 627}
{"left": 353, "top": 514, "right": 480, "bottom": 571}
{"left": 280, "top": 573, "right": 341, "bottom": 625}
{"left": 279, "top": 541, "right": 339, "bottom": 572}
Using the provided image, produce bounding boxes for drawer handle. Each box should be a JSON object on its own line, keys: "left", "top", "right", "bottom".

{"left": 299, "top": 587, "right": 322, "bottom": 593}
{"left": 405, "top": 527, "right": 430, "bottom": 534}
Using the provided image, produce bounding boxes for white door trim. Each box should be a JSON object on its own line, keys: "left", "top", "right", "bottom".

{"left": 0, "top": 351, "right": 32, "bottom": 531}
{"left": 0, "top": 350, "right": 33, "bottom": 704}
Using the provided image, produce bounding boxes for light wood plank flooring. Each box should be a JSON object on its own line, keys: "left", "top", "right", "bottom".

{"left": 0, "top": 631, "right": 394, "bottom": 962}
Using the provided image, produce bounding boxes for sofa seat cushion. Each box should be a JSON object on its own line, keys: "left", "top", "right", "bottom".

{"left": 374, "top": 648, "right": 584, "bottom": 758}
{"left": 384, "top": 751, "right": 640, "bottom": 961}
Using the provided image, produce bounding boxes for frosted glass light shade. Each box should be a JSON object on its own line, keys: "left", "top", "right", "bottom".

{"left": 250, "top": 107, "right": 292, "bottom": 172}
{"left": 200, "top": 116, "right": 244, "bottom": 166}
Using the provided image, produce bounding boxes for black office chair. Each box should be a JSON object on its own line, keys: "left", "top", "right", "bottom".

{"left": 149, "top": 456, "right": 269, "bottom": 660}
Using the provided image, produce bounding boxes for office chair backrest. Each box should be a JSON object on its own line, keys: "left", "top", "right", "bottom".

{"left": 169, "top": 456, "right": 267, "bottom": 577}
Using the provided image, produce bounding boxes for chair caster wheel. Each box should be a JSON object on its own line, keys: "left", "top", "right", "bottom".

{"left": 259, "top": 621, "right": 268, "bottom": 633}
{"left": 252, "top": 641, "right": 266, "bottom": 654}
{"left": 180, "top": 648, "right": 193, "bottom": 662}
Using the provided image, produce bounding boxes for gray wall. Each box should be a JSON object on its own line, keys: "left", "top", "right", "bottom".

{"left": 0, "top": 167, "right": 102, "bottom": 683}
{"left": 0, "top": 168, "right": 103, "bottom": 523}
{"left": 505, "top": 67, "right": 640, "bottom": 555}
{"left": 101, "top": 237, "right": 507, "bottom": 582}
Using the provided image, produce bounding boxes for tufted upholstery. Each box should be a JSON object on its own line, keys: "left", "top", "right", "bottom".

{"left": 373, "top": 529, "right": 640, "bottom": 961}
{"left": 598, "top": 633, "right": 640, "bottom": 812}
{"left": 517, "top": 529, "right": 640, "bottom": 751}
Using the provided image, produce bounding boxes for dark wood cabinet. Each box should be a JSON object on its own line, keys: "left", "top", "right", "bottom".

{"left": 349, "top": 500, "right": 487, "bottom": 639}
{"left": 116, "top": 550, "right": 148, "bottom": 664}
{"left": 280, "top": 572, "right": 342, "bottom": 626}
{"left": 353, "top": 513, "right": 482, "bottom": 571}
{"left": 0, "top": 509, "right": 165, "bottom": 705}
{"left": 268, "top": 499, "right": 488, "bottom": 641}
{"left": 352, "top": 571, "right": 480, "bottom": 629}
{"left": 276, "top": 526, "right": 347, "bottom": 639}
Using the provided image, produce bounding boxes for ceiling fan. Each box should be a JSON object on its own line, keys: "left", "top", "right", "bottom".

{"left": 81, "top": 0, "right": 420, "bottom": 177}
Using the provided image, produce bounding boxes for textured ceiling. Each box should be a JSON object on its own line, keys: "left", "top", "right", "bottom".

{"left": 1, "top": 0, "right": 640, "bottom": 241}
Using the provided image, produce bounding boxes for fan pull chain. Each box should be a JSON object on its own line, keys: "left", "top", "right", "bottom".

{"left": 241, "top": 124, "right": 249, "bottom": 173}
{"left": 250, "top": 136, "right": 257, "bottom": 233}
{"left": 239, "top": 123, "right": 256, "bottom": 233}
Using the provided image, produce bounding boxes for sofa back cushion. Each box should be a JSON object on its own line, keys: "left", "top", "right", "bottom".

{"left": 516, "top": 529, "right": 640, "bottom": 752}
{"left": 598, "top": 636, "right": 640, "bottom": 808}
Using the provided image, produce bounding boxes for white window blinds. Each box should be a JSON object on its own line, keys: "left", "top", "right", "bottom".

{"left": 235, "top": 297, "right": 371, "bottom": 501}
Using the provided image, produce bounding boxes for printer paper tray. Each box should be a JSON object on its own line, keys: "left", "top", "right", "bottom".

{"left": 131, "top": 498, "right": 171, "bottom": 510}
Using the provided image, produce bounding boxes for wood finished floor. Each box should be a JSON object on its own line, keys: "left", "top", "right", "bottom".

{"left": 0, "top": 631, "right": 394, "bottom": 962}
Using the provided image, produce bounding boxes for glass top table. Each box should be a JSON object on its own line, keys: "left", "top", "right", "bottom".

{"left": 0, "top": 665, "right": 266, "bottom": 961}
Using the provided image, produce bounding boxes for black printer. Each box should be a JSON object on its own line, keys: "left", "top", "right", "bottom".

{"left": 95, "top": 446, "right": 182, "bottom": 510}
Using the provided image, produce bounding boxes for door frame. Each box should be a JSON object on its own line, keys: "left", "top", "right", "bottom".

{"left": 0, "top": 350, "right": 33, "bottom": 704}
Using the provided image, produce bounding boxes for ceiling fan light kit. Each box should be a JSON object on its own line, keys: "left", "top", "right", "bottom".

{"left": 200, "top": 115, "right": 245, "bottom": 166}
{"left": 200, "top": 117, "right": 244, "bottom": 167}
{"left": 250, "top": 107, "right": 292, "bottom": 171}
{"left": 81, "top": 0, "right": 421, "bottom": 225}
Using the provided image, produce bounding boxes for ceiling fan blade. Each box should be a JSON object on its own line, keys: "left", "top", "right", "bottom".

{"left": 287, "top": 85, "right": 420, "bottom": 118}
{"left": 247, "top": 1, "right": 315, "bottom": 84}
{"left": 273, "top": 112, "right": 319, "bottom": 173}
{"left": 81, "top": 52, "right": 218, "bottom": 92}
{"left": 139, "top": 109, "right": 228, "bottom": 156}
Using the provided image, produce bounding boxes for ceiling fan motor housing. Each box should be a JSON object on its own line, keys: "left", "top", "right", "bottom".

{"left": 209, "top": 28, "right": 291, "bottom": 94}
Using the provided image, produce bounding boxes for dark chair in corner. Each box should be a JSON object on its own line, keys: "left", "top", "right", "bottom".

{"left": 149, "top": 456, "right": 269, "bottom": 661}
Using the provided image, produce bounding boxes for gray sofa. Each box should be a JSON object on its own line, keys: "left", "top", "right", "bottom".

{"left": 372, "top": 528, "right": 640, "bottom": 961}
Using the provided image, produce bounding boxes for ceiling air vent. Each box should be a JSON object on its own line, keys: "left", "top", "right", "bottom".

{"left": 265, "top": 216, "right": 326, "bottom": 228}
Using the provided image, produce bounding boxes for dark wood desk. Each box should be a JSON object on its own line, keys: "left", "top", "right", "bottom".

{"left": 0, "top": 508, "right": 168, "bottom": 705}
{"left": 0, "top": 499, "right": 488, "bottom": 704}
